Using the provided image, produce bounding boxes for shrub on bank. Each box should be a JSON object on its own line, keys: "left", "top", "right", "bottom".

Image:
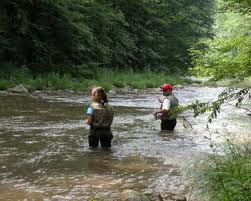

{"left": 0, "top": 80, "right": 10, "bottom": 90}
{"left": 25, "top": 78, "right": 44, "bottom": 91}
{"left": 96, "top": 69, "right": 186, "bottom": 89}
{"left": 0, "top": 68, "right": 188, "bottom": 92}
{"left": 190, "top": 140, "right": 251, "bottom": 201}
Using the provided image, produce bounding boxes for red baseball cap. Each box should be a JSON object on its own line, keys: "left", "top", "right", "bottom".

{"left": 160, "top": 83, "right": 173, "bottom": 91}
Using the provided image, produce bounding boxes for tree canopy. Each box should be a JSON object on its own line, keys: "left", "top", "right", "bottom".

{"left": 190, "top": 0, "right": 251, "bottom": 81}
{"left": 188, "top": 0, "right": 251, "bottom": 123}
{"left": 0, "top": 0, "right": 214, "bottom": 76}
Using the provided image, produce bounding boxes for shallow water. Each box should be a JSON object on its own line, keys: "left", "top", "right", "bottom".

{"left": 0, "top": 86, "right": 250, "bottom": 200}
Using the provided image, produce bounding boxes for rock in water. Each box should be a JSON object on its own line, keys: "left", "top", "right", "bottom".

{"left": 8, "top": 84, "right": 29, "bottom": 93}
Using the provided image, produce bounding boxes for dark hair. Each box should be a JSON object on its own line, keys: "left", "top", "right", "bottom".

{"left": 95, "top": 87, "right": 108, "bottom": 105}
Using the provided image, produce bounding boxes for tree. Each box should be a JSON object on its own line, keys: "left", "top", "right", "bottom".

{"left": 0, "top": 0, "right": 214, "bottom": 75}
{"left": 224, "top": 0, "right": 251, "bottom": 7}
{"left": 190, "top": 0, "right": 251, "bottom": 81}
{"left": 189, "top": 0, "right": 251, "bottom": 121}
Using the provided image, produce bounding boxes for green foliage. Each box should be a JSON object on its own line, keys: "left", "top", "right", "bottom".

{"left": 224, "top": 0, "right": 251, "bottom": 8}
{"left": 0, "top": 64, "right": 30, "bottom": 79}
{"left": 0, "top": 80, "right": 10, "bottom": 90}
{"left": 188, "top": 0, "right": 251, "bottom": 124}
{"left": 0, "top": 64, "right": 32, "bottom": 89}
{"left": 99, "top": 82, "right": 113, "bottom": 91}
{"left": 180, "top": 87, "right": 250, "bottom": 127}
{"left": 129, "top": 80, "right": 147, "bottom": 89}
{"left": 110, "top": 0, "right": 214, "bottom": 71}
{"left": 95, "top": 69, "right": 187, "bottom": 89}
{"left": 191, "top": 36, "right": 251, "bottom": 81}
{"left": 190, "top": 139, "right": 251, "bottom": 201}
{"left": 0, "top": 68, "right": 187, "bottom": 92}
{"left": 42, "top": 73, "right": 72, "bottom": 89}
{"left": 25, "top": 77, "right": 44, "bottom": 91}
{"left": 190, "top": 0, "right": 251, "bottom": 82}
{"left": 23, "top": 73, "right": 75, "bottom": 91}
{"left": 176, "top": 2, "right": 251, "bottom": 201}
{"left": 0, "top": 0, "right": 214, "bottom": 75}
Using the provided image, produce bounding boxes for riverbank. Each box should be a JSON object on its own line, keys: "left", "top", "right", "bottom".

{"left": 197, "top": 76, "right": 251, "bottom": 88}
{"left": 188, "top": 139, "right": 251, "bottom": 201}
{"left": 0, "top": 68, "right": 193, "bottom": 93}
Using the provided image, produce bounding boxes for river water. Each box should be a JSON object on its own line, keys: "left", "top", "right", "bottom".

{"left": 0, "top": 86, "right": 250, "bottom": 200}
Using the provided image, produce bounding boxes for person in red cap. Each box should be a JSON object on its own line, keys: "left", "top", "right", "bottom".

{"left": 154, "top": 83, "right": 179, "bottom": 130}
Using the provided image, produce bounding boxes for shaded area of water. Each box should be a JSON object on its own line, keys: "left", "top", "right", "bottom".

{"left": 0, "top": 87, "right": 250, "bottom": 200}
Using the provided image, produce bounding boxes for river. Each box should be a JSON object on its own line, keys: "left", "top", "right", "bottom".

{"left": 0, "top": 86, "right": 250, "bottom": 200}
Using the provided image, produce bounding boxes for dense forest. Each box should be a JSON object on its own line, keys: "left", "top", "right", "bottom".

{"left": 0, "top": 0, "right": 250, "bottom": 88}
{"left": 0, "top": 0, "right": 214, "bottom": 77}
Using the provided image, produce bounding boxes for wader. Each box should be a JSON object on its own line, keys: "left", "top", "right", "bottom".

{"left": 89, "top": 127, "right": 113, "bottom": 147}
{"left": 160, "top": 95, "right": 179, "bottom": 131}
{"left": 88, "top": 102, "right": 113, "bottom": 148}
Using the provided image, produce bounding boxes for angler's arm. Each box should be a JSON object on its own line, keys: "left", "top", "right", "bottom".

{"left": 154, "top": 109, "right": 168, "bottom": 116}
{"left": 86, "top": 106, "right": 94, "bottom": 125}
{"left": 85, "top": 115, "right": 93, "bottom": 125}
{"left": 154, "top": 98, "right": 170, "bottom": 116}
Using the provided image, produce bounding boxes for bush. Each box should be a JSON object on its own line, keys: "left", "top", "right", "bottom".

{"left": 0, "top": 67, "right": 189, "bottom": 92}
{"left": 0, "top": 80, "right": 10, "bottom": 90}
{"left": 24, "top": 77, "right": 45, "bottom": 92}
{"left": 113, "top": 79, "right": 125, "bottom": 88}
{"left": 190, "top": 140, "right": 251, "bottom": 201}
{"left": 100, "top": 82, "right": 113, "bottom": 91}
{"left": 129, "top": 80, "right": 146, "bottom": 89}
{"left": 0, "top": 64, "right": 32, "bottom": 84}
{"left": 43, "top": 73, "right": 73, "bottom": 90}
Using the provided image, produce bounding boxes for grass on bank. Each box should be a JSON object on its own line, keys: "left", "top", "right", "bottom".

{"left": 196, "top": 76, "right": 251, "bottom": 88}
{"left": 0, "top": 67, "right": 190, "bottom": 92}
{"left": 218, "top": 76, "right": 251, "bottom": 88}
{"left": 190, "top": 139, "right": 251, "bottom": 201}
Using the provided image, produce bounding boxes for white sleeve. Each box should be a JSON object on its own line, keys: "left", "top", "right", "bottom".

{"left": 162, "top": 98, "right": 171, "bottom": 110}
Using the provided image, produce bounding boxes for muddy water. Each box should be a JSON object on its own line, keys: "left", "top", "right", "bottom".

{"left": 0, "top": 86, "right": 250, "bottom": 200}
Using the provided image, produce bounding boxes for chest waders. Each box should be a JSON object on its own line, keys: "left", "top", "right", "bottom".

{"left": 89, "top": 102, "right": 114, "bottom": 147}
{"left": 160, "top": 95, "right": 179, "bottom": 130}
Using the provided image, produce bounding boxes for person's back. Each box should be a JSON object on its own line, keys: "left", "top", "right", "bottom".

{"left": 86, "top": 87, "right": 114, "bottom": 148}
{"left": 90, "top": 102, "right": 113, "bottom": 128}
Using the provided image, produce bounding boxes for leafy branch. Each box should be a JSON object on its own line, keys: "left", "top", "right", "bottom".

{"left": 178, "top": 87, "right": 250, "bottom": 128}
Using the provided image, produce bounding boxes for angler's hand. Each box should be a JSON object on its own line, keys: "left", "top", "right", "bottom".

{"left": 157, "top": 96, "right": 163, "bottom": 103}
{"left": 85, "top": 118, "right": 92, "bottom": 125}
{"left": 153, "top": 111, "right": 158, "bottom": 120}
